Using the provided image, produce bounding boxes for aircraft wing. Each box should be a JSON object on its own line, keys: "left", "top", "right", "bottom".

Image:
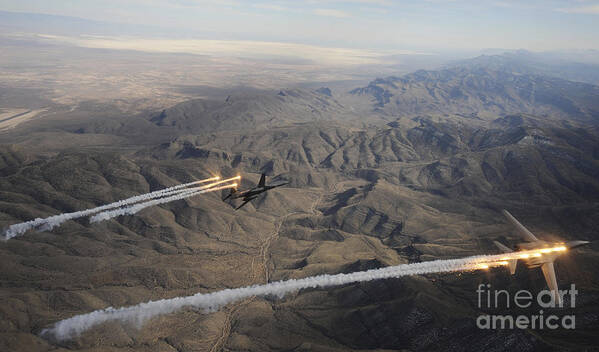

{"left": 223, "top": 188, "right": 236, "bottom": 201}
{"left": 258, "top": 173, "right": 266, "bottom": 188}
{"left": 236, "top": 196, "right": 257, "bottom": 210}
{"left": 502, "top": 210, "right": 539, "bottom": 242}
{"left": 223, "top": 188, "right": 248, "bottom": 201}
{"left": 541, "top": 261, "right": 562, "bottom": 305}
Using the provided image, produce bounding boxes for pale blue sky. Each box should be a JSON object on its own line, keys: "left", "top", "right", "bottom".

{"left": 1, "top": 0, "right": 598, "bottom": 51}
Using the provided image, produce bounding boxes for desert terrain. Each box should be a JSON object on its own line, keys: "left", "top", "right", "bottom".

{"left": 1, "top": 25, "right": 599, "bottom": 351}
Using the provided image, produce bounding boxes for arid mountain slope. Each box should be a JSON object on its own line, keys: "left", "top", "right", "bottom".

{"left": 351, "top": 67, "right": 599, "bottom": 121}
{"left": 1, "top": 71, "right": 599, "bottom": 351}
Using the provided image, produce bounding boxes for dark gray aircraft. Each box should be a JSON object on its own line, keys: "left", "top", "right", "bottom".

{"left": 494, "top": 209, "right": 589, "bottom": 305}
{"left": 223, "top": 173, "right": 288, "bottom": 210}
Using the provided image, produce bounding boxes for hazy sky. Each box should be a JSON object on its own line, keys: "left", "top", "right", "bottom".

{"left": 1, "top": 0, "right": 598, "bottom": 51}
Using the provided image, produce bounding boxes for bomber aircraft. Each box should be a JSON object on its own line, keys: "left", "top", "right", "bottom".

{"left": 494, "top": 210, "right": 589, "bottom": 305}
{"left": 223, "top": 173, "right": 288, "bottom": 210}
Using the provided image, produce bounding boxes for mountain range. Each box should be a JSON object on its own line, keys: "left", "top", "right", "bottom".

{"left": 350, "top": 66, "right": 599, "bottom": 122}
{"left": 1, "top": 60, "right": 599, "bottom": 351}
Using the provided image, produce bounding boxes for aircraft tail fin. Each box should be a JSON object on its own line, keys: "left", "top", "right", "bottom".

{"left": 494, "top": 241, "right": 518, "bottom": 275}
{"left": 494, "top": 240, "right": 512, "bottom": 253}
{"left": 507, "top": 259, "right": 517, "bottom": 275}
{"left": 258, "top": 173, "right": 266, "bottom": 188}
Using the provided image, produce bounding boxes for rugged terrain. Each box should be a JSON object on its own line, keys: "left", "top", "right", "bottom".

{"left": 1, "top": 64, "right": 599, "bottom": 351}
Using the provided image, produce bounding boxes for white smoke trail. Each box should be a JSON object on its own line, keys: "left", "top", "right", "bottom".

{"left": 2, "top": 178, "right": 216, "bottom": 239}
{"left": 89, "top": 184, "right": 236, "bottom": 223}
{"left": 40, "top": 250, "right": 536, "bottom": 341}
{"left": 2, "top": 177, "right": 237, "bottom": 240}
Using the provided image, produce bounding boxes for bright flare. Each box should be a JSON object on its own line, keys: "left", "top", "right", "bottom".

{"left": 89, "top": 183, "right": 237, "bottom": 223}
{"left": 41, "top": 245, "right": 579, "bottom": 341}
{"left": 198, "top": 176, "right": 220, "bottom": 183}
{"left": 41, "top": 251, "right": 532, "bottom": 341}
{"left": 2, "top": 175, "right": 228, "bottom": 240}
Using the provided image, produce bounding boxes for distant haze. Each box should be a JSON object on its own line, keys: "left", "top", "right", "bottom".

{"left": 1, "top": 3, "right": 598, "bottom": 113}
{"left": 32, "top": 34, "right": 416, "bottom": 66}
{"left": 0, "top": 1, "right": 598, "bottom": 52}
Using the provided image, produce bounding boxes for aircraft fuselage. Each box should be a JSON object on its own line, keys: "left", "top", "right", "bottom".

{"left": 514, "top": 240, "right": 588, "bottom": 268}
{"left": 230, "top": 185, "right": 279, "bottom": 200}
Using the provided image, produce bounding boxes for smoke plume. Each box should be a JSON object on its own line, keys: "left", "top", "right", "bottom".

{"left": 1, "top": 177, "right": 238, "bottom": 240}
{"left": 89, "top": 184, "right": 236, "bottom": 223}
{"left": 41, "top": 251, "right": 528, "bottom": 341}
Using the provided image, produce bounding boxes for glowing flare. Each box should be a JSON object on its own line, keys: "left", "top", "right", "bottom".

{"left": 195, "top": 177, "right": 243, "bottom": 191}
{"left": 89, "top": 183, "right": 237, "bottom": 223}
{"left": 198, "top": 176, "right": 220, "bottom": 183}
{"left": 496, "top": 246, "right": 568, "bottom": 261}
{"left": 39, "top": 243, "right": 582, "bottom": 342}
{"left": 208, "top": 184, "right": 237, "bottom": 191}
{"left": 2, "top": 175, "right": 229, "bottom": 240}
{"left": 42, "top": 252, "right": 534, "bottom": 341}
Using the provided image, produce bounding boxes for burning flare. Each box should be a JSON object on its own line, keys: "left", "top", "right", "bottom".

{"left": 477, "top": 245, "right": 568, "bottom": 268}
{"left": 1, "top": 176, "right": 238, "bottom": 240}
{"left": 89, "top": 183, "right": 237, "bottom": 223}
{"left": 41, "top": 245, "right": 571, "bottom": 341}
